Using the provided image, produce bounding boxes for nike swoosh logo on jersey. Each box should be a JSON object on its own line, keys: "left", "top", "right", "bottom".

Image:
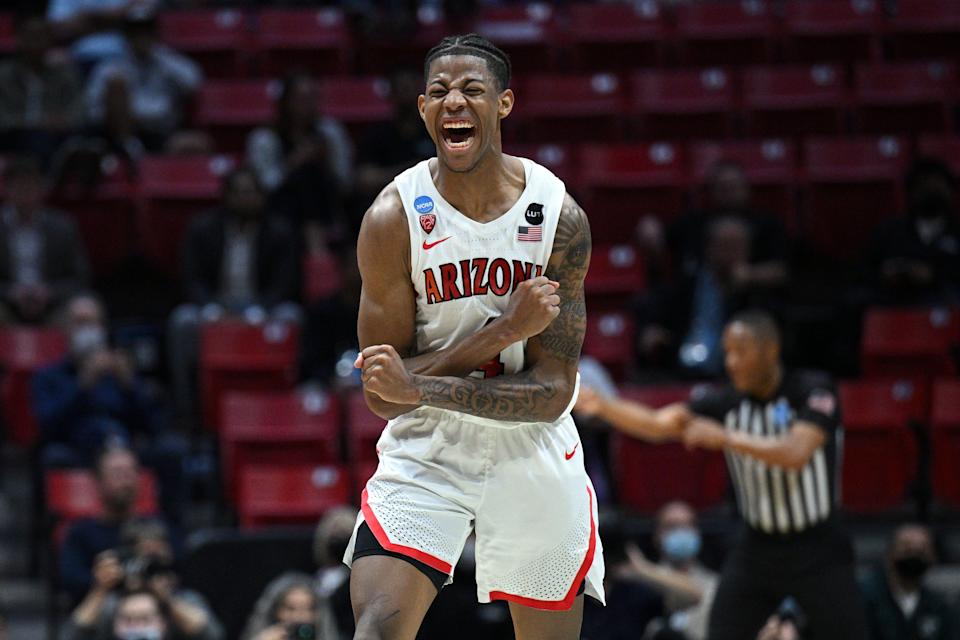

{"left": 423, "top": 236, "right": 452, "bottom": 250}
{"left": 565, "top": 443, "right": 579, "bottom": 460}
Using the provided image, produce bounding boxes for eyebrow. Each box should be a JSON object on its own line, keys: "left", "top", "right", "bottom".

{"left": 428, "top": 75, "right": 488, "bottom": 88}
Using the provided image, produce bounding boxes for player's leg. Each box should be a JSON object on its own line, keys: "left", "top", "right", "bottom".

{"left": 350, "top": 554, "right": 439, "bottom": 640}
{"left": 508, "top": 595, "right": 584, "bottom": 640}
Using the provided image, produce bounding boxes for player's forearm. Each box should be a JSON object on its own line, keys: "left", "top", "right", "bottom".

{"left": 628, "top": 560, "right": 704, "bottom": 607}
{"left": 411, "top": 369, "right": 573, "bottom": 423}
{"left": 726, "top": 432, "right": 808, "bottom": 470}
{"left": 596, "top": 397, "right": 680, "bottom": 442}
{"left": 403, "top": 318, "right": 520, "bottom": 378}
{"left": 365, "top": 320, "right": 521, "bottom": 420}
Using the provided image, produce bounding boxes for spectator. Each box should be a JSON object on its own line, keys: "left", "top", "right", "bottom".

{"left": 354, "top": 70, "right": 434, "bottom": 202}
{"left": 63, "top": 519, "right": 223, "bottom": 640}
{"left": 0, "top": 12, "right": 84, "bottom": 161}
{"left": 865, "top": 158, "right": 960, "bottom": 305}
{"left": 302, "top": 246, "right": 360, "bottom": 386}
{"left": 167, "top": 166, "right": 301, "bottom": 416}
{"left": 633, "top": 502, "right": 718, "bottom": 640}
{"left": 0, "top": 156, "right": 89, "bottom": 324}
{"left": 59, "top": 446, "right": 175, "bottom": 601}
{"left": 312, "top": 507, "right": 357, "bottom": 640}
{"left": 246, "top": 71, "right": 353, "bottom": 254}
{"left": 860, "top": 524, "right": 959, "bottom": 640}
{"left": 240, "top": 573, "right": 333, "bottom": 640}
{"left": 47, "top": 0, "right": 141, "bottom": 72}
{"left": 637, "top": 217, "right": 775, "bottom": 377}
{"left": 85, "top": 6, "right": 202, "bottom": 157}
{"left": 582, "top": 517, "right": 664, "bottom": 640}
{"left": 638, "top": 160, "right": 790, "bottom": 290}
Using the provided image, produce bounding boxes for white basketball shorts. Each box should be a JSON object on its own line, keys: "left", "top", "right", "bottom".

{"left": 343, "top": 405, "right": 606, "bottom": 611}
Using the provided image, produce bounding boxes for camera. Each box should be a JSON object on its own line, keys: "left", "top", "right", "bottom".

{"left": 775, "top": 597, "right": 808, "bottom": 636}
{"left": 116, "top": 548, "right": 175, "bottom": 586}
{"left": 286, "top": 623, "right": 316, "bottom": 640}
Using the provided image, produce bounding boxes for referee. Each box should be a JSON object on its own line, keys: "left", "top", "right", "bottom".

{"left": 576, "top": 310, "right": 868, "bottom": 640}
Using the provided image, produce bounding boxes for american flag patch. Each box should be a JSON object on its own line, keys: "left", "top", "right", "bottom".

{"left": 517, "top": 226, "right": 542, "bottom": 242}
{"left": 807, "top": 389, "right": 836, "bottom": 416}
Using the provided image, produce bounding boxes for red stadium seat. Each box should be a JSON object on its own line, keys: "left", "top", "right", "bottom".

{"left": 931, "top": 379, "right": 960, "bottom": 506}
{"left": 802, "top": 136, "right": 909, "bottom": 260}
{"left": 566, "top": 2, "right": 668, "bottom": 70}
{"left": 613, "top": 384, "right": 727, "bottom": 512}
{"left": 237, "top": 464, "right": 350, "bottom": 528}
{"left": 317, "top": 76, "right": 392, "bottom": 134}
{"left": 345, "top": 390, "right": 387, "bottom": 464}
{"left": 220, "top": 390, "right": 341, "bottom": 503}
{"left": 861, "top": 306, "right": 960, "bottom": 378}
{"left": 741, "top": 64, "right": 850, "bottom": 137}
{"left": 252, "top": 8, "right": 350, "bottom": 76}
{"left": 782, "top": 0, "right": 882, "bottom": 63}
{"left": 918, "top": 137, "right": 960, "bottom": 193}
{"left": 689, "top": 139, "right": 800, "bottom": 231}
{"left": 582, "top": 311, "right": 635, "bottom": 379}
{"left": 854, "top": 61, "right": 956, "bottom": 134}
{"left": 0, "top": 327, "right": 68, "bottom": 446}
{"left": 303, "top": 252, "right": 343, "bottom": 304}
{"left": 473, "top": 4, "right": 559, "bottom": 73}
{"left": 510, "top": 74, "right": 625, "bottom": 144}
{"left": 580, "top": 143, "right": 687, "bottom": 242}
{"left": 136, "top": 154, "right": 236, "bottom": 276}
{"left": 838, "top": 378, "right": 929, "bottom": 512}
{"left": 675, "top": 0, "right": 776, "bottom": 66}
{"left": 46, "top": 469, "right": 158, "bottom": 521}
{"left": 199, "top": 320, "right": 301, "bottom": 431}
{"left": 352, "top": 460, "right": 379, "bottom": 503}
{"left": 0, "top": 13, "right": 13, "bottom": 55}
{"left": 505, "top": 144, "right": 580, "bottom": 191}
{"left": 50, "top": 156, "right": 135, "bottom": 276}
{"left": 585, "top": 244, "right": 646, "bottom": 311}
{"left": 158, "top": 9, "right": 249, "bottom": 78}
{"left": 885, "top": 0, "right": 960, "bottom": 61}
{"left": 193, "top": 80, "right": 275, "bottom": 153}
{"left": 629, "top": 68, "right": 736, "bottom": 140}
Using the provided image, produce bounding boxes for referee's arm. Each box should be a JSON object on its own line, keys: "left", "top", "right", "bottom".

{"left": 575, "top": 386, "right": 691, "bottom": 442}
{"left": 684, "top": 419, "right": 826, "bottom": 471}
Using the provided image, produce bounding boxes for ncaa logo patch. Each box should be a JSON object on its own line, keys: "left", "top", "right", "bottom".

{"left": 419, "top": 213, "right": 436, "bottom": 234}
{"left": 414, "top": 195, "right": 434, "bottom": 214}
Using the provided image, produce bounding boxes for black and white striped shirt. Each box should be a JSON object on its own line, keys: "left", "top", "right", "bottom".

{"left": 689, "top": 370, "right": 842, "bottom": 535}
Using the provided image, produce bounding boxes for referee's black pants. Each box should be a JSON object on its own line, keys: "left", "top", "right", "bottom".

{"left": 707, "top": 523, "right": 868, "bottom": 640}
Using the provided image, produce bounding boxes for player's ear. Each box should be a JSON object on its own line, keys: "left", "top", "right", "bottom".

{"left": 418, "top": 94, "right": 427, "bottom": 123}
{"left": 498, "top": 88, "right": 514, "bottom": 119}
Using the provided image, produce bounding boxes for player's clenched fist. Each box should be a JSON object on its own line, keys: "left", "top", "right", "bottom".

{"left": 501, "top": 276, "right": 561, "bottom": 339}
{"left": 355, "top": 344, "right": 421, "bottom": 404}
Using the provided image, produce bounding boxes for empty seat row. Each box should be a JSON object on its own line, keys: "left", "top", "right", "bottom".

{"left": 4, "top": 1, "right": 956, "bottom": 77}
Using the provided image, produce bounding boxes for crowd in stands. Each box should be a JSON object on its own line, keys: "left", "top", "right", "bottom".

{"left": 0, "top": 0, "right": 956, "bottom": 638}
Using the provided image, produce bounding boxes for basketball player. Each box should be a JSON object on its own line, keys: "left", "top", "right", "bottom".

{"left": 344, "top": 34, "right": 605, "bottom": 640}
{"left": 577, "top": 310, "right": 867, "bottom": 640}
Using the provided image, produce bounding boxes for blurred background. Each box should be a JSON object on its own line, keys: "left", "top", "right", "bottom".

{"left": 0, "top": 0, "right": 957, "bottom": 638}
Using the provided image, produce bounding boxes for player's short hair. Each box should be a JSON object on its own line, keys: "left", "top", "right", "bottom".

{"left": 905, "top": 156, "right": 955, "bottom": 196}
{"left": 424, "top": 34, "right": 512, "bottom": 92}
{"left": 727, "top": 309, "right": 781, "bottom": 347}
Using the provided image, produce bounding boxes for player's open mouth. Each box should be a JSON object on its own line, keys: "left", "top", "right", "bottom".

{"left": 440, "top": 120, "right": 476, "bottom": 151}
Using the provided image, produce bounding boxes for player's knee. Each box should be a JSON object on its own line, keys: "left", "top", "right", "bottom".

{"left": 352, "top": 591, "right": 401, "bottom": 640}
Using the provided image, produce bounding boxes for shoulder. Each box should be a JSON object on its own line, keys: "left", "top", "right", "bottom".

{"left": 359, "top": 182, "right": 409, "bottom": 251}
{"left": 554, "top": 193, "right": 591, "bottom": 249}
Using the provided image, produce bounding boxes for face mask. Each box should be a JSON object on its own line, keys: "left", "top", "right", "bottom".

{"left": 894, "top": 554, "right": 930, "bottom": 582}
{"left": 116, "top": 628, "right": 162, "bottom": 640}
{"left": 662, "top": 528, "right": 701, "bottom": 563}
{"left": 71, "top": 325, "right": 106, "bottom": 358}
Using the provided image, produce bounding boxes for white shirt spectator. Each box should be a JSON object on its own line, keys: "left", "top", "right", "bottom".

{"left": 47, "top": 0, "right": 129, "bottom": 66}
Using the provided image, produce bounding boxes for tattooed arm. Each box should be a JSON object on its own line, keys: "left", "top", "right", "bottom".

{"left": 356, "top": 184, "right": 563, "bottom": 420}
{"left": 361, "top": 193, "right": 591, "bottom": 423}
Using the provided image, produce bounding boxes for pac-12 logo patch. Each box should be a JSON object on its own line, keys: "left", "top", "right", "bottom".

{"left": 525, "top": 203, "right": 544, "bottom": 226}
{"left": 419, "top": 214, "right": 436, "bottom": 234}
{"left": 414, "top": 195, "right": 434, "bottom": 214}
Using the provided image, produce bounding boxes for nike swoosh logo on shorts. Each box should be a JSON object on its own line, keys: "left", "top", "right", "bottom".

{"left": 565, "top": 443, "right": 579, "bottom": 460}
{"left": 423, "top": 236, "right": 452, "bottom": 250}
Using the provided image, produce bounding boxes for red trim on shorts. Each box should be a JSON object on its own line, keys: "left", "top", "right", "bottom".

{"left": 360, "top": 488, "right": 454, "bottom": 575}
{"left": 488, "top": 485, "right": 597, "bottom": 612}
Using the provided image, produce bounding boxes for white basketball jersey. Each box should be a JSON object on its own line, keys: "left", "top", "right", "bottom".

{"left": 393, "top": 157, "right": 571, "bottom": 427}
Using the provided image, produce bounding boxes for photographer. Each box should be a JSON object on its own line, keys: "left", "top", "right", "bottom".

{"left": 62, "top": 519, "right": 223, "bottom": 640}
{"left": 241, "top": 573, "right": 330, "bottom": 640}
